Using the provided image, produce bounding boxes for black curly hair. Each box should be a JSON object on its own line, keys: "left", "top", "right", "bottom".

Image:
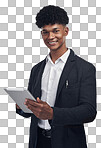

{"left": 35, "top": 5, "right": 69, "bottom": 28}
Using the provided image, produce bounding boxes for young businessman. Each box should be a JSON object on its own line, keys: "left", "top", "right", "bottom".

{"left": 16, "top": 5, "right": 97, "bottom": 148}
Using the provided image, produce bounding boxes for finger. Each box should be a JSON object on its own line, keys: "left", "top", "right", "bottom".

{"left": 25, "top": 99, "right": 42, "bottom": 108}
{"left": 37, "top": 97, "right": 40, "bottom": 102}
{"left": 37, "top": 97, "right": 43, "bottom": 103}
{"left": 24, "top": 99, "right": 37, "bottom": 106}
{"left": 16, "top": 104, "right": 20, "bottom": 109}
{"left": 25, "top": 98, "right": 43, "bottom": 105}
{"left": 26, "top": 103, "right": 41, "bottom": 115}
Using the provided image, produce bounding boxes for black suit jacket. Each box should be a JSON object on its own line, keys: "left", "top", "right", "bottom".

{"left": 16, "top": 49, "right": 97, "bottom": 148}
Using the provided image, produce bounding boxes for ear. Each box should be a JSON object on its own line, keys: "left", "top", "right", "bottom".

{"left": 64, "top": 27, "right": 69, "bottom": 36}
{"left": 41, "top": 30, "right": 43, "bottom": 36}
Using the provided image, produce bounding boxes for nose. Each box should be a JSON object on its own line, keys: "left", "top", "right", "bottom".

{"left": 48, "top": 32, "right": 55, "bottom": 39}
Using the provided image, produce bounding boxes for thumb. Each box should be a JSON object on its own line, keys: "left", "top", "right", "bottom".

{"left": 37, "top": 97, "right": 42, "bottom": 103}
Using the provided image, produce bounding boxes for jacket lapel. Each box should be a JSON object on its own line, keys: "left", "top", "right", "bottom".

{"left": 33, "top": 59, "right": 46, "bottom": 98}
{"left": 55, "top": 49, "right": 76, "bottom": 106}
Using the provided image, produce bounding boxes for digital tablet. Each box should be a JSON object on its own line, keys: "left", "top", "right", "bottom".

{"left": 4, "top": 88, "right": 36, "bottom": 113}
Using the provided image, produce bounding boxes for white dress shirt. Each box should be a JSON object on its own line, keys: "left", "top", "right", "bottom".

{"left": 38, "top": 48, "right": 70, "bottom": 129}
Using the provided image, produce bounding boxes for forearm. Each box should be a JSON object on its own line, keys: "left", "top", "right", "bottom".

{"left": 51, "top": 103, "right": 97, "bottom": 126}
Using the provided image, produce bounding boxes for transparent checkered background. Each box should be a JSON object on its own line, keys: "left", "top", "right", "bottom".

{"left": 0, "top": 0, "right": 101, "bottom": 148}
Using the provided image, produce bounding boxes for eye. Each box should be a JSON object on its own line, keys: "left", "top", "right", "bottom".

{"left": 53, "top": 30, "right": 60, "bottom": 33}
{"left": 41, "top": 31, "right": 49, "bottom": 35}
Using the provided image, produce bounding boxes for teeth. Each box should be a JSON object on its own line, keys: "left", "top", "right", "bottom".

{"left": 48, "top": 41, "right": 57, "bottom": 44}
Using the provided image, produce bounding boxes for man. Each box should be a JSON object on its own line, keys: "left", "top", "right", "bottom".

{"left": 16, "top": 5, "right": 97, "bottom": 148}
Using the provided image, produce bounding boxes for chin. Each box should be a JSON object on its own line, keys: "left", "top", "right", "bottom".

{"left": 50, "top": 44, "right": 64, "bottom": 51}
{"left": 49, "top": 47, "right": 60, "bottom": 51}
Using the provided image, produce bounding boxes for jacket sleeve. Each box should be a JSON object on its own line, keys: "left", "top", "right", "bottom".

{"left": 16, "top": 108, "right": 32, "bottom": 118}
{"left": 51, "top": 64, "right": 97, "bottom": 126}
{"left": 16, "top": 67, "right": 34, "bottom": 118}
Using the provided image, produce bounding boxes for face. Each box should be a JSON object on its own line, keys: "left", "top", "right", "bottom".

{"left": 41, "top": 24, "right": 69, "bottom": 52}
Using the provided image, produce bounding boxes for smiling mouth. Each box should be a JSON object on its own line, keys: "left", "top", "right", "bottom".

{"left": 48, "top": 41, "right": 58, "bottom": 46}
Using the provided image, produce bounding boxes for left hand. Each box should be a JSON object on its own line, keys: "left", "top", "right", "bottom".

{"left": 24, "top": 97, "right": 53, "bottom": 120}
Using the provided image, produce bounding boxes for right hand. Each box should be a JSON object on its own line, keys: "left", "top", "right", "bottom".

{"left": 16, "top": 104, "right": 21, "bottom": 109}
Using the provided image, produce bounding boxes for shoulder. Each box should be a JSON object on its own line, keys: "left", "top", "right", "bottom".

{"left": 71, "top": 50, "right": 96, "bottom": 81}
{"left": 74, "top": 51, "right": 96, "bottom": 71}
{"left": 31, "top": 59, "right": 46, "bottom": 73}
{"left": 69, "top": 49, "right": 96, "bottom": 78}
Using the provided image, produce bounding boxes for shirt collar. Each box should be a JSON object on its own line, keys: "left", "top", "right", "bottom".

{"left": 46, "top": 48, "right": 70, "bottom": 64}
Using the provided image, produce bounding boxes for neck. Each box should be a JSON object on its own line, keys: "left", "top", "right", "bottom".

{"left": 50, "top": 46, "right": 68, "bottom": 63}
